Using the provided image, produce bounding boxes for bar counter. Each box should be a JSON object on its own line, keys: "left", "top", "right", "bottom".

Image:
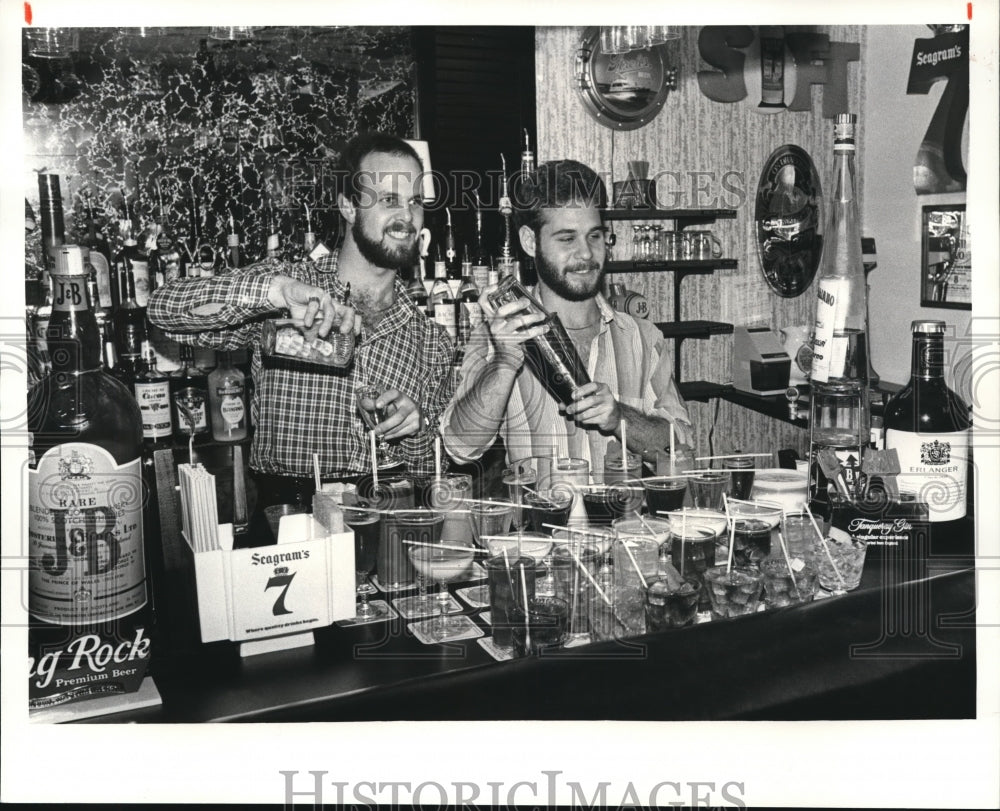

{"left": 86, "top": 511, "right": 977, "bottom": 723}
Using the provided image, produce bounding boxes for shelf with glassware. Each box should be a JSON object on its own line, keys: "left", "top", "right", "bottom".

{"left": 602, "top": 208, "right": 738, "bottom": 402}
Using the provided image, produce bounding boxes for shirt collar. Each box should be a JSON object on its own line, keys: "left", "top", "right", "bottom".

{"left": 316, "top": 249, "right": 414, "bottom": 318}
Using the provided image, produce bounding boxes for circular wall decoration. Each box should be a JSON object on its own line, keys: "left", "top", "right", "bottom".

{"left": 574, "top": 27, "right": 676, "bottom": 131}
{"left": 754, "top": 144, "right": 823, "bottom": 298}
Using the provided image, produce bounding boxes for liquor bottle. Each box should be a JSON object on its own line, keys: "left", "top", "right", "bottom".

{"left": 471, "top": 191, "right": 492, "bottom": 290}
{"left": 79, "top": 191, "right": 114, "bottom": 310}
{"left": 808, "top": 113, "right": 871, "bottom": 502}
{"left": 264, "top": 204, "right": 281, "bottom": 263}
{"left": 134, "top": 339, "right": 173, "bottom": 445}
{"left": 884, "top": 320, "right": 971, "bottom": 523}
{"left": 170, "top": 344, "right": 211, "bottom": 444}
{"left": 112, "top": 256, "right": 147, "bottom": 386}
{"left": 27, "top": 244, "right": 152, "bottom": 708}
{"left": 208, "top": 350, "right": 249, "bottom": 442}
{"left": 497, "top": 153, "right": 518, "bottom": 280}
{"left": 429, "top": 247, "right": 456, "bottom": 340}
{"left": 148, "top": 206, "right": 185, "bottom": 287}
{"left": 81, "top": 248, "right": 115, "bottom": 372}
{"left": 405, "top": 264, "right": 429, "bottom": 313}
{"left": 226, "top": 213, "right": 241, "bottom": 269}
{"left": 458, "top": 262, "right": 483, "bottom": 343}
{"left": 116, "top": 219, "right": 152, "bottom": 308}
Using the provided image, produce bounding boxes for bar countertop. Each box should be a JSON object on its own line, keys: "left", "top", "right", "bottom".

{"left": 83, "top": 532, "right": 977, "bottom": 724}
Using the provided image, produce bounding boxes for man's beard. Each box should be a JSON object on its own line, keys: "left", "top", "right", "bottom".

{"left": 534, "top": 245, "right": 603, "bottom": 302}
{"left": 352, "top": 218, "right": 419, "bottom": 270}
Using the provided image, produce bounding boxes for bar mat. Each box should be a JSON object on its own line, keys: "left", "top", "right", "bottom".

{"left": 335, "top": 600, "right": 397, "bottom": 627}
{"left": 394, "top": 593, "right": 462, "bottom": 620}
{"left": 476, "top": 636, "right": 515, "bottom": 662}
{"left": 409, "top": 615, "right": 484, "bottom": 645}
{"left": 370, "top": 575, "right": 416, "bottom": 594}
{"left": 455, "top": 584, "right": 490, "bottom": 609}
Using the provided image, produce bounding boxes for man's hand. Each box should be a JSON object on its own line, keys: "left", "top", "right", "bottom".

{"left": 268, "top": 275, "right": 359, "bottom": 338}
{"left": 370, "top": 389, "right": 424, "bottom": 440}
{"left": 479, "top": 287, "right": 548, "bottom": 366}
{"left": 565, "top": 382, "right": 621, "bottom": 433}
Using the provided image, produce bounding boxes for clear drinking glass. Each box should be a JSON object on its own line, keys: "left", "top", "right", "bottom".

{"left": 407, "top": 541, "right": 476, "bottom": 642}
{"left": 355, "top": 381, "right": 402, "bottom": 470}
{"left": 503, "top": 460, "right": 537, "bottom": 532}
{"left": 343, "top": 506, "right": 388, "bottom": 620}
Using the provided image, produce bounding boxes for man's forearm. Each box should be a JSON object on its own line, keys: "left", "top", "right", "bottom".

{"left": 618, "top": 402, "right": 690, "bottom": 466}
{"left": 442, "top": 357, "right": 521, "bottom": 462}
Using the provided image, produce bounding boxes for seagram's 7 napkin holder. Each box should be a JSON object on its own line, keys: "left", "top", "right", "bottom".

{"left": 183, "top": 514, "right": 355, "bottom": 656}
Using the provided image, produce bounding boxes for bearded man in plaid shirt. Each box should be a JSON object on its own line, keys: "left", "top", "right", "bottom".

{"left": 149, "top": 132, "right": 455, "bottom": 523}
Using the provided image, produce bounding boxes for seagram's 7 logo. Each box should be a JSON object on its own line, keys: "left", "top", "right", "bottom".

{"left": 265, "top": 569, "right": 296, "bottom": 616}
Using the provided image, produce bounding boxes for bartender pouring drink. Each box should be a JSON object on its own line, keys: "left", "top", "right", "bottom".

{"left": 149, "top": 132, "right": 455, "bottom": 518}
{"left": 441, "top": 158, "right": 692, "bottom": 474}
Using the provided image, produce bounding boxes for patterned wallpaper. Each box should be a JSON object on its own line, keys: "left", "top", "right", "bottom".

{"left": 536, "top": 26, "right": 866, "bottom": 459}
{"left": 23, "top": 26, "right": 416, "bottom": 263}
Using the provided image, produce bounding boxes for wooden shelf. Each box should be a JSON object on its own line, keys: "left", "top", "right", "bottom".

{"left": 602, "top": 208, "right": 737, "bottom": 222}
{"left": 655, "top": 320, "right": 733, "bottom": 340}
{"left": 678, "top": 381, "right": 731, "bottom": 402}
{"left": 606, "top": 259, "right": 739, "bottom": 273}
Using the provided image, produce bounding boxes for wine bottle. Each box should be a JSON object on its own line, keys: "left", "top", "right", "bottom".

{"left": 884, "top": 320, "right": 971, "bottom": 522}
{"left": 27, "top": 244, "right": 153, "bottom": 709}
{"left": 170, "top": 344, "right": 210, "bottom": 444}
{"left": 808, "top": 113, "right": 871, "bottom": 502}
{"left": 134, "top": 339, "right": 173, "bottom": 446}
{"left": 208, "top": 350, "right": 249, "bottom": 442}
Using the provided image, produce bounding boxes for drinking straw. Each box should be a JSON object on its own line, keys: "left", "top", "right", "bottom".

{"left": 542, "top": 523, "right": 606, "bottom": 537}
{"left": 726, "top": 496, "right": 784, "bottom": 511}
{"left": 695, "top": 453, "right": 771, "bottom": 461}
{"left": 313, "top": 453, "right": 322, "bottom": 492}
{"left": 462, "top": 497, "right": 521, "bottom": 509}
{"left": 669, "top": 423, "right": 675, "bottom": 476}
{"left": 434, "top": 435, "right": 442, "bottom": 480}
{"left": 619, "top": 538, "right": 648, "bottom": 589}
{"left": 680, "top": 509, "right": 687, "bottom": 577}
{"left": 722, "top": 493, "right": 736, "bottom": 574}
{"left": 776, "top": 531, "right": 802, "bottom": 601}
{"left": 636, "top": 512, "right": 660, "bottom": 537}
{"left": 403, "top": 540, "right": 489, "bottom": 554}
{"left": 501, "top": 546, "right": 517, "bottom": 603}
{"left": 804, "top": 503, "right": 845, "bottom": 588}
{"left": 518, "top": 561, "right": 531, "bottom": 611}
{"left": 566, "top": 545, "right": 611, "bottom": 607}
{"left": 620, "top": 418, "right": 628, "bottom": 473}
{"left": 522, "top": 485, "right": 558, "bottom": 505}
{"left": 369, "top": 431, "right": 379, "bottom": 490}
{"left": 519, "top": 563, "right": 531, "bottom": 649}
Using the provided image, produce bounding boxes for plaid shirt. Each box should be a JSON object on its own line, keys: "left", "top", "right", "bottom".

{"left": 148, "top": 252, "right": 455, "bottom": 478}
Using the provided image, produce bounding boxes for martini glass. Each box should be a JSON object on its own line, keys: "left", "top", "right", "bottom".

{"left": 406, "top": 541, "right": 476, "bottom": 642}
{"left": 355, "top": 381, "right": 402, "bottom": 470}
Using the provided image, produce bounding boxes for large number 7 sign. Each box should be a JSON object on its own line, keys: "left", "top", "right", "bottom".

{"left": 907, "top": 27, "right": 969, "bottom": 195}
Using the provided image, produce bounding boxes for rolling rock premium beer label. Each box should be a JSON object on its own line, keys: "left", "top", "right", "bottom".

{"left": 28, "top": 443, "right": 151, "bottom": 707}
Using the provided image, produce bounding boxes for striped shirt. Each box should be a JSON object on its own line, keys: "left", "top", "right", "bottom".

{"left": 442, "top": 292, "right": 692, "bottom": 474}
{"left": 148, "top": 252, "right": 455, "bottom": 478}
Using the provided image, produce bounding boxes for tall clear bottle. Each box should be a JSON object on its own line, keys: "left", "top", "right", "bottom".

{"left": 884, "top": 320, "right": 971, "bottom": 523}
{"left": 27, "top": 245, "right": 152, "bottom": 707}
{"left": 808, "top": 113, "right": 871, "bottom": 502}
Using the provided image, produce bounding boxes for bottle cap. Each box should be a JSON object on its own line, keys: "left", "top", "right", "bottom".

{"left": 54, "top": 244, "right": 86, "bottom": 275}
{"left": 833, "top": 113, "right": 857, "bottom": 145}
{"left": 911, "top": 319, "right": 946, "bottom": 334}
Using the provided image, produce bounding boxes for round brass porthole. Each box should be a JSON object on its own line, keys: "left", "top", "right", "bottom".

{"left": 754, "top": 144, "right": 824, "bottom": 298}
{"left": 574, "top": 27, "right": 676, "bottom": 131}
